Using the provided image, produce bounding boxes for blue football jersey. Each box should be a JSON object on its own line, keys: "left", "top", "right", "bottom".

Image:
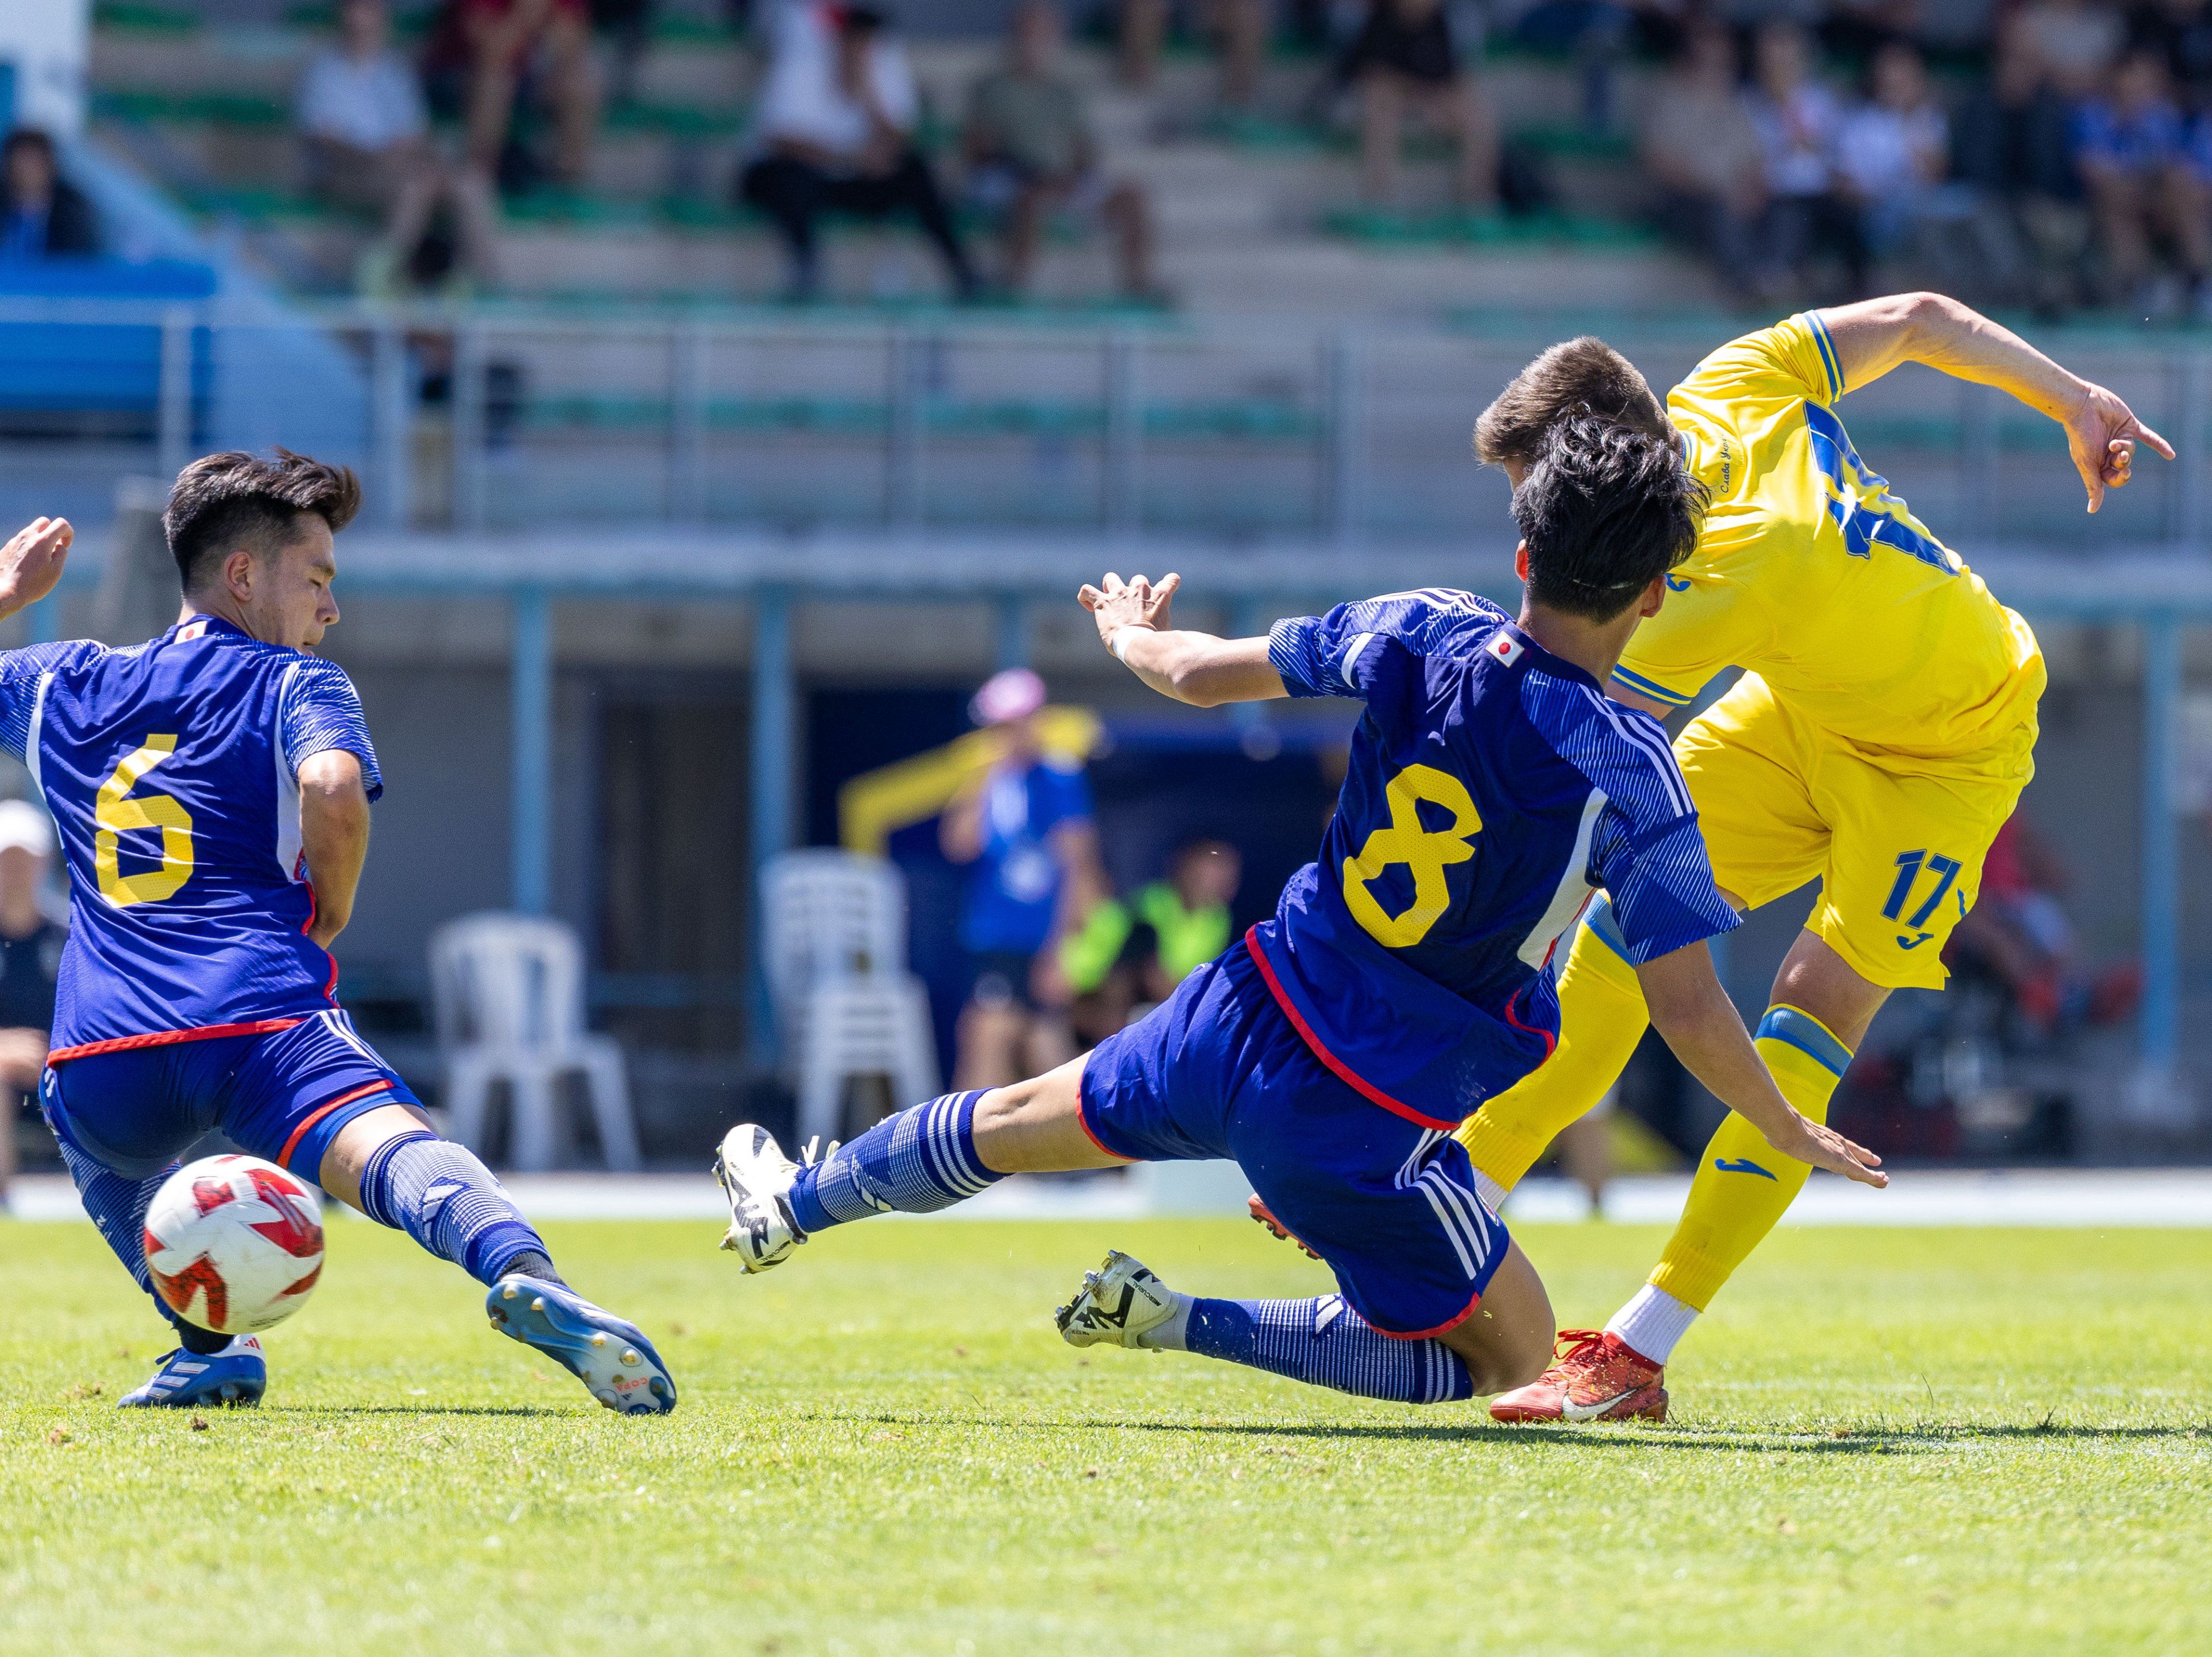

{"left": 0, "top": 616, "right": 382, "bottom": 1056}
{"left": 1253, "top": 588, "right": 1739, "bottom": 1127}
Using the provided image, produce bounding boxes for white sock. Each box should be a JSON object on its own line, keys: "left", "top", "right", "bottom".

{"left": 1136, "top": 1290, "right": 1195, "bottom": 1351}
{"left": 1471, "top": 1168, "right": 1509, "bottom": 1213}
{"left": 1604, "top": 1284, "right": 1697, "bottom": 1366}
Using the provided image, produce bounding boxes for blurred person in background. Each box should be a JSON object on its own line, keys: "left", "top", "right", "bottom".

{"left": 0, "top": 800, "right": 61, "bottom": 1213}
{"left": 299, "top": 0, "right": 501, "bottom": 295}
{"left": 1834, "top": 40, "right": 1950, "bottom": 267}
{"left": 1512, "top": 0, "right": 1688, "bottom": 133}
{"left": 1117, "top": 0, "right": 1270, "bottom": 107}
{"left": 1338, "top": 0, "right": 1500, "bottom": 211}
{"left": 2016, "top": 0, "right": 2128, "bottom": 99}
{"left": 2130, "top": 0, "right": 2212, "bottom": 104}
{"left": 1953, "top": 15, "right": 2090, "bottom": 313}
{"left": 1058, "top": 836, "right": 1241, "bottom": 1033}
{"left": 1640, "top": 22, "right": 1767, "bottom": 299}
{"left": 2073, "top": 49, "right": 2208, "bottom": 308}
{"left": 0, "top": 130, "right": 99, "bottom": 261}
{"left": 963, "top": 1, "right": 1161, "bottom": 300}
{"left": 1745, "top": 21, "right": 1865, "bottom": 297}
{"left": 739, "top": 0, "right": 980, "bottom": 302}
{"left": 422, "top": 0, "right": 602, "bottom": 192}
{"left": 941, "top": 668, "right": 1108, "bottom": 1089}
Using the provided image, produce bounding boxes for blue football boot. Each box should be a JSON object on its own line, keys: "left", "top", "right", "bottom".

{"left": 484, "top": 1275, "right": 677, "bottom": 1416}
{"left": 119, "top": 1336, "right": 266, "bottom": 1408}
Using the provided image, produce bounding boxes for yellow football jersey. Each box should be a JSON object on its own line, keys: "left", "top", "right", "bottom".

{"left": 1613, "top": 312, "right": 2044, "bottom": 760}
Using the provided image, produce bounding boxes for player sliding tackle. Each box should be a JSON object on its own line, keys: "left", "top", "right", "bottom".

{"left": 1423, "top": 295, "right": 2164, "bottom": 1423}
{"left": 715, "top": 416, "right": 1883, "bottom": 1410}
{"left": 0, "top": 458, "right": 673, "bottom": 1415}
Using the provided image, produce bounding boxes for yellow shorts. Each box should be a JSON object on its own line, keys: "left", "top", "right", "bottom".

{"left": 1678, "top": 671, "right": 2041, "bottom": 991}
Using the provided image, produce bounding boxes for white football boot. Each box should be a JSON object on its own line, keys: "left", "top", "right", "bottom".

{"left": 713, "top": 1123, "right": 810, "bottom": 1272}
{"left": 1055, "top": 1249, "right": 1181, "bottom": 1349}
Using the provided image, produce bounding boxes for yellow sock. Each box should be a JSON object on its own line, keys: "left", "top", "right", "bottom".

{"left": 1456, "top": 902, "right": 1650, "bottom": 1194}
{"left": 1645, "top": 1005, "right": 1853, "bottom": 1313}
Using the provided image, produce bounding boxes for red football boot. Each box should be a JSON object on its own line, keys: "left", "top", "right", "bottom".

{"left": 1247, "top": 1195, "right": 1323, "bottom": 1260}
{"left": 1489, "top": 1328, "right": 1668, "bottom": 1423}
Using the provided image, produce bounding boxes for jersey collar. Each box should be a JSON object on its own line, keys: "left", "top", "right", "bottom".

{"left": 167, "top": 613, "right": 249, "bottom": 645}
{"left": 1491, "top": 619, "right": 1602, "bottom": 693}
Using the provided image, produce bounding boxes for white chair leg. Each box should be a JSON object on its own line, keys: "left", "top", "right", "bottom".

{"left": 578, "top": 1041, "right": 641, "bottom": 1172}
{"left": 509, "top": 1064, "right": 559, "bottom": 1173}
{"left": 443, "top": 1049, "right": 496, "bottom": 1160}
{"left": 798, "top": 1026, "right": 843, "bottom": 1151}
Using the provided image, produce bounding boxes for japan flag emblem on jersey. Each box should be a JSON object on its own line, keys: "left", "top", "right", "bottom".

{"left": 1488, "top": 633, "right": 1525, "bottom": 667}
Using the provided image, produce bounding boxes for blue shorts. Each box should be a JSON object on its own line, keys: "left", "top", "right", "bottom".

{"left": 1078, "top": 942, "right": 1509, "bottom": 1338}
{"left": 41, "top": 1010, "right": 421, "bottom": 1185}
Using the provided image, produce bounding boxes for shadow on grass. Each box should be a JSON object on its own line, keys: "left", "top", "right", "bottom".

{"left": 828, "top": 1409, "right": 2206, "bottom": 1454}
{"left": 262, "top": 1404, "right": 567, "bottom": 1418}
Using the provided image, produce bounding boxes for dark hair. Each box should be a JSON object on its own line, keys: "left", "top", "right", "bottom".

{"left": 162, "top": 448, "right": 361, "bottom": 593}
{"left": 1513, "top": 414, "right": 1705, "bottom": 620}
{"left": 1474, "top": 336, "right": 1669, "bottom": 469}
{"left": 3, "top": 129, "right": 56, "bottom": 167}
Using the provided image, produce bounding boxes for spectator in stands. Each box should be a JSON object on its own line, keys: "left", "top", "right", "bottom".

{"left": 422, "top": 0, "right": 602, "bottom": 191}
{"left": 941, "top": 668, "right": 1108, "bottom": 1091}
{"left": 2130, "top": 0, "right": 2212, "bottom": 106}
{"left": 1339, "top": 0, "right": 1500, "bottom": 211}
{"left": 739, "top": 0, "right": 980, "bottom": 302}
{"left": 1953, "top": 15, "right": 2090, "bottom": 312}
{"left": 299, "top": 0, "right": 501, "bottom": 294}
{"left": 1512, "top": 0, "right": 1686, "bottom": 132}
{"left": 1835, "top": 40, "right": 1950, "bottom": 262}
{"left": 1818, "top": 0, "right": 1921, "bottom": 65}
{"left": 1745, "top": 21, "right": 1865, "bottom": 296}
{"left": 0, "top": 130, "right": 99, "bottom": 261}
{"left": 1117, "top": 0, "right": 1269, "bottom": 109}
{"left": 0, "top": 802, "right": 62, "bottom": 1213}
{"left": 2017, "top": 0, "right": 2128, "bottom": 98}
{"left": 963, "top": 0, "right": 1159, "bottom": 300}
{"left": 1640, "top": 22, "right": 1766, "bottom": 296}
{"left": 2073, "top": 49, "right": 2208, "bottom": 306}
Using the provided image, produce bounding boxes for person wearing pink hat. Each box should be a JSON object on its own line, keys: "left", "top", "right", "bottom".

{"left": 939, "top": 667, "right": 1109, "bottom": 1089}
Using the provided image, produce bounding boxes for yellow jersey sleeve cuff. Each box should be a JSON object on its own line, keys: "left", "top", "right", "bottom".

{"left": 1610, "top": 664, "right": 1697, "bottom": 708}
{"left": 1799, "top": 309, "right": 1846, "bottom": 402}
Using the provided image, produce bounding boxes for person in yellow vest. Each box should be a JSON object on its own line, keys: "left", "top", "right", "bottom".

{"left": 1061, "top": 838, "right": 1243, "bottom": 1028}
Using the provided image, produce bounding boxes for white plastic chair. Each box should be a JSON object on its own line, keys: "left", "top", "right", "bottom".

{"left": 759, "top": 849, "right": 908, "bottom": 1061}
{"left": 796, "top": 975, "right": 941, "bottom": 1149}
{"left": 430, "top": 912, "right": 642, "bottom": 1172}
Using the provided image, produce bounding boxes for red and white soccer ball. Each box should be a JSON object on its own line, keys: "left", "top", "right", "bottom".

{"left": 143, "top": 1155, "right": 325, "bottom": 1335}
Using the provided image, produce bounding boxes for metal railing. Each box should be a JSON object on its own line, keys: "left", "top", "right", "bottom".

{"left": 8, "top": 296, "right": 2212, "bottom": 548}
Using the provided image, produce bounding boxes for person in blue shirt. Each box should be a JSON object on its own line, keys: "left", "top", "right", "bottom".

{"left": 715, "top": 414, "right": 1885, "bottom": 1411}
{"left": 0, "top": 452, "right": 673, "bottom": 1415}
{"left": 940, "top": 665, "right": 1108, "bottom": 1088}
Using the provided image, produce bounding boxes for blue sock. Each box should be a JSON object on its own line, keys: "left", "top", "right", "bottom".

{"left": 58, "top": 1139, "right": 184, "bottom": 1325}
{"left": 358, "top": 1133, "right": 552, "bottom": 1286}
{"left": 1179, "top": 1294, "right": 1475, "bottom": 1404}
{"left": 787, "top": 1091, "right": 1004, "bottom": 1235}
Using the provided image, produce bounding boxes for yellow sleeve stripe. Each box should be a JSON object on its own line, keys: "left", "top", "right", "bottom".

{"left": 1610, "top": 664, "right": 1696, "bottom": 707}
{"left": 1803, "top": 310, "right": 1844, "bottom": 401}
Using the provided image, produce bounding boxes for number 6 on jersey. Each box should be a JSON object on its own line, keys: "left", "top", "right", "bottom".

{"left": 95, "top": 735, "right": 195, "bottom": 906}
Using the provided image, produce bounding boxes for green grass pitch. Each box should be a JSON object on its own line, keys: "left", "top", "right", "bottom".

{"left": 5, "top": 1214, "right": 2212, "bottom": 1655}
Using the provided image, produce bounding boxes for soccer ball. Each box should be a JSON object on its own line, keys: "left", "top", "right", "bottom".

{"left": 143, "top": 1155, "right": 325, "bottom": 1335}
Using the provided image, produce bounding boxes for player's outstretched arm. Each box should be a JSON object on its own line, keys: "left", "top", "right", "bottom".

{"left": 299, "top": 749, "right": 372, "bottom": 950}
{"left": 0, "top": 517, "right": 72, "bottom": 620}
{"left": 1817, "top": 292, "right": 2173, "bottom": 514}
{"left": 1076, "top": 572, "right": 1287, "bottom": 707}
{"left": 1636, "top": 939, "right": 1889, "bottom": 1189}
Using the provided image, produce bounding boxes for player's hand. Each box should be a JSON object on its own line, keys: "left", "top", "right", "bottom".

{"left": 1766, "top": 1113, "right": 1888, "bottom": 1189}
{"left": 0, "top": 516, "right": 71, "bottom": 613}
{"left": 1077, "top": 570, "right": 1180, "bottom": 652}
{"left": 2063, "top": 381, "right": 2173, "bottom": 514}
